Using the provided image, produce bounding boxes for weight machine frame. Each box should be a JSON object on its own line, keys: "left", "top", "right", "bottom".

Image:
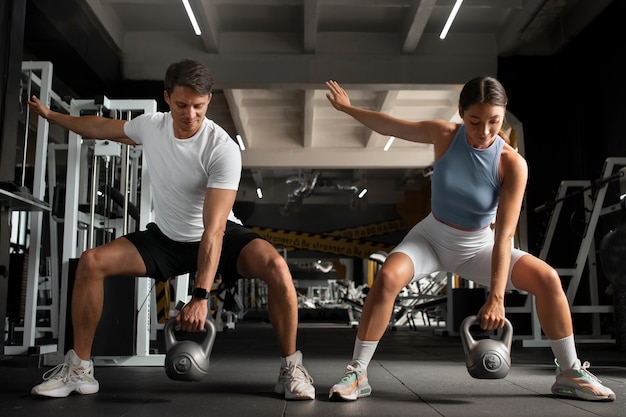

{"left": 3, "top": 62, "right": 57, "bottom": 355}
{"left": 520, "top": 157, "right": 626, "bottom": 347}
{"left": 44, "top": 97, "right": 167, "bottom": 366}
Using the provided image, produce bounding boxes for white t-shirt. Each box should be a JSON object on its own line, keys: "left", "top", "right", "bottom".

{"left": 124, "top": 112, "right": 242, "bottom": 242}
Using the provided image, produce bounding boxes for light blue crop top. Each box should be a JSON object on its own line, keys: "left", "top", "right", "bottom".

{"left": 430, "top": 124, "right": 503, "bottom": 229}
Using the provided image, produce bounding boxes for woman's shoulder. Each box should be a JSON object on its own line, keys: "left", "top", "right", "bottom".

{"left": 431, "top": 121, "right": 461, "bottom": 154}
{"left": 500, "top": 143, "right": 528, "bottom": 174}
{"left": 428, "top": 119, "right": 459, "bottom": 133}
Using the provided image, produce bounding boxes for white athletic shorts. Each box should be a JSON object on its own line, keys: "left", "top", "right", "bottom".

{"left": 390, "top": 213, "right": 527, "bottom": 290}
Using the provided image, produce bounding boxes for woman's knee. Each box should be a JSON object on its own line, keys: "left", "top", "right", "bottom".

{"left": 371, "top": 267, "right": 409, "bottom": 300}
{"left": 542, "top": 267, "right": 563, "bottom": 292}
{"left": 511, "top": 256, "right": 562, "bottom": 294}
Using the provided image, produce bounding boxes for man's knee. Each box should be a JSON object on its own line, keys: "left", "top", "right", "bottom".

{"left": 253, "top": 254, "right": 290, "bottom": 288}
{"left": 76, "top": 247, "right": 108, "bottom": 280}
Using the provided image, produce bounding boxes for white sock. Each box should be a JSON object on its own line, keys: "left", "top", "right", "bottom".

{"left": 352, "top": 337, "right": 379, "bottom": 369}
{"left": 71, "top": 349, "right": 91, "bottom": 369}
{"left": 281, "top": 350, "right": 299, "bottom": 367}
{"left": 549, "top": 334, "right": 578, "bottom": 371}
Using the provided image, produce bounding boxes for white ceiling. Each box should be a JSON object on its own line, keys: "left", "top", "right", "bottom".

{"left": 30, "top": 0, "right": 613, "bottom": 204}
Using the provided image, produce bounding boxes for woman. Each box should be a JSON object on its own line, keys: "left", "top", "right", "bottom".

{"left": 324, "top": 77, "right": 615, "bottom": 402}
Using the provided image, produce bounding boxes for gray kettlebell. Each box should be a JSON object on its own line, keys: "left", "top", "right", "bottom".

{"left": 460, "top": 315, "right": 513, "bottom": 379}
{"left": 164, "top": 318, "right": 216, "bottom": 381}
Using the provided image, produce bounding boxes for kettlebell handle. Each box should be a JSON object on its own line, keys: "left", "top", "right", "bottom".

{"left": 164, "top": 317, "right": 217, "bottom": 356}
{"left": 460, "top": 315, "right": 513, "bottom": 354}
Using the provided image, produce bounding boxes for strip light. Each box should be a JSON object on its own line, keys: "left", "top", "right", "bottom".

{"left": 236, "top": 134, "right": 246, "bottom": 151}
{"left": 358, "top": 189, "right": 368, "bottom": 199}
{"left": 256, "top": 187, "right": 263, "bottom": 199}
{"left": 182, "top": 0, "right": 202, "bottom": 36}
{"left": 439, "top": 0, "right": 463, "bottom": 40}
{"left": 384, "top": 136, "right": 395, "bottom": 151}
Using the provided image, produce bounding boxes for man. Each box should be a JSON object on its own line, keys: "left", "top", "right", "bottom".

{"left": 28, "top": 59, "right": 315, "bottom": 400}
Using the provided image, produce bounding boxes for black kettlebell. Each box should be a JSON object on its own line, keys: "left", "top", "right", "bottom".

{"left": 460, "top": 315, "right": 513, "bottom": 379}
{"left": 164, "top": 318, "right": 216, "bottom": 381}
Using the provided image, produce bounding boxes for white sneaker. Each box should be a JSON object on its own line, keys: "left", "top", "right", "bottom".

{"left": 551, "top": 359, "right": 615, "bottom": 401}
{"left": 329, "top": 360, "right": 371, "bottom": 401}
{"left": 31, "top": 349, "right": 99, "bottom": 398}
{"left": 274, "top": 350, "right": 315, "bottom": 400}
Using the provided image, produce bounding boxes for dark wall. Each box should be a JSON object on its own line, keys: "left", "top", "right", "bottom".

{"left": 0, "top": 0, "right": 26, "bottom": 183}
{"left": 499, "top": 0, "right": 626, "bottom": 256}
{"left": 22, "top": 0, "right": 122, "bottom": 99}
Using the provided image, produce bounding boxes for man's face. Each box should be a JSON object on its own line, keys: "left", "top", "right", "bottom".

{"left": 164, "top": 85, "right": 211, "bottom": 139}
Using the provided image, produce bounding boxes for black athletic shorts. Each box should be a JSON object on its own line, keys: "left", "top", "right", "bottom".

{"left": 124, "top": 221, "right": 261, "bottom": 283}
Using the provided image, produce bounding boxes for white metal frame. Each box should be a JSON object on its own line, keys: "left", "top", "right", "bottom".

{"left": 4, "top": 62, "right": 56, "bottom": 355}
{"left": 521, "top": 157, "right": 626, "bottom": 347}
{"left": 45, "top": 97, "right": 163, "bottom": 366}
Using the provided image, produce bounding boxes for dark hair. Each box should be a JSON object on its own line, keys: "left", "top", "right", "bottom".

{"left": 164, "top": 59, "right": 214, "bottom": 96}
{"left": 459, "top": 76, "right": 508, "bottom": 114}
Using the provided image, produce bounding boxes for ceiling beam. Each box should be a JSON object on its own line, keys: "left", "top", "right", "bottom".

{"left": 303, "top": 89, "right": 315, "bottom": 148}
{"left": 223, "top": 89, "right": 250, "bottom": 147}
{"left": 401, "top": 0, "right": 436, "bottom": 53}
{"left": 122, "top": 35, "right": 497, "bottom": 86}
{"left": 241, "top": 147, "right": 435, "bottom": 169}
{"left": 365, "top": 90, "right": 398, "bottom": 148}
{"left": 193, "top": 0, "right": 220, "bottom": 53}
{"left": 303, "top": 0, "right": 319, "bottom": 53}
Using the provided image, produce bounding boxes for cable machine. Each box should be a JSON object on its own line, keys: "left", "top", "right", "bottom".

{"left": 44, "top": 96, "right": 164, "bottom": 366}
{"left": 2, "top": 62, "right": 55, "bottom": 355}
{"left": 520, "top": 157, "right": 626, "bottom": 347}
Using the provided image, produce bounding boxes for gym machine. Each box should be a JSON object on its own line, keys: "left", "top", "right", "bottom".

{"left": 521, "top": 157, "right": 626, "bottom": 347}
{"left": 2, "top": 62, "right": 55, "bottom": 355}
{"left": 44, "top": 96, "right": 167, "bottom": 366}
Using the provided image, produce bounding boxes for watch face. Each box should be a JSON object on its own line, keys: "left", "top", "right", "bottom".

{"left": 193, "top": 288, "right": 209, "bottom": 299}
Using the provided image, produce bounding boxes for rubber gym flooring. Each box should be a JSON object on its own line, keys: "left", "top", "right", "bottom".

{"left": 1, "top": 318, "right": 625, "bottom": 417}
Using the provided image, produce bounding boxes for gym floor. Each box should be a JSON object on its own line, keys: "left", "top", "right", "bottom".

{"left": 1, "top": 318, "right": 625, "bottom": 417}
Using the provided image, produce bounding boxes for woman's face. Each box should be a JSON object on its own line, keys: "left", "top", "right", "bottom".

{"left": 460, "top": 103, "right": 506, "bottom": 149}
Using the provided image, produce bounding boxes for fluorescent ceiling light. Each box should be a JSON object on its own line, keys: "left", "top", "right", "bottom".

{"left": 440, "top": 0, "right": 463, "bottom": 40}
{"left": 236, "top": 134, "right": 246, "bottom": 151}
{"left": 384, "top": 136, "right": 395, "bottom": 151}
{"left": 182, "top": 0, "right": 201, "bottom": 36}
{"left": 358, "top": 189, "right": 368, "bottom": 199}
{"left": 256, "top": 187, "right": 263, "bottom": 199}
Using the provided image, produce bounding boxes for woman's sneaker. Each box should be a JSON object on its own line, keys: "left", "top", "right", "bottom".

{"left": 551, "top": 359, "right": 615, "bottom": 401}
{"left": 329, "top": 360, "right": 371, "bottom": 401}
{"left": 274, "top": 350, "right": 315, "bottom": 400}
{"left": 31, "top": 349, "right": 99, "bottom": 398}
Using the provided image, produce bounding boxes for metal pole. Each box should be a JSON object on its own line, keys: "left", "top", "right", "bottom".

{"left": 21, "top": 70, "right": 32, "bottom": 188}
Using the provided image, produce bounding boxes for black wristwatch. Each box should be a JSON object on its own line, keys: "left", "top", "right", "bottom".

{"left": 192, "top": 287, "right": 210, "bottom": 300}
